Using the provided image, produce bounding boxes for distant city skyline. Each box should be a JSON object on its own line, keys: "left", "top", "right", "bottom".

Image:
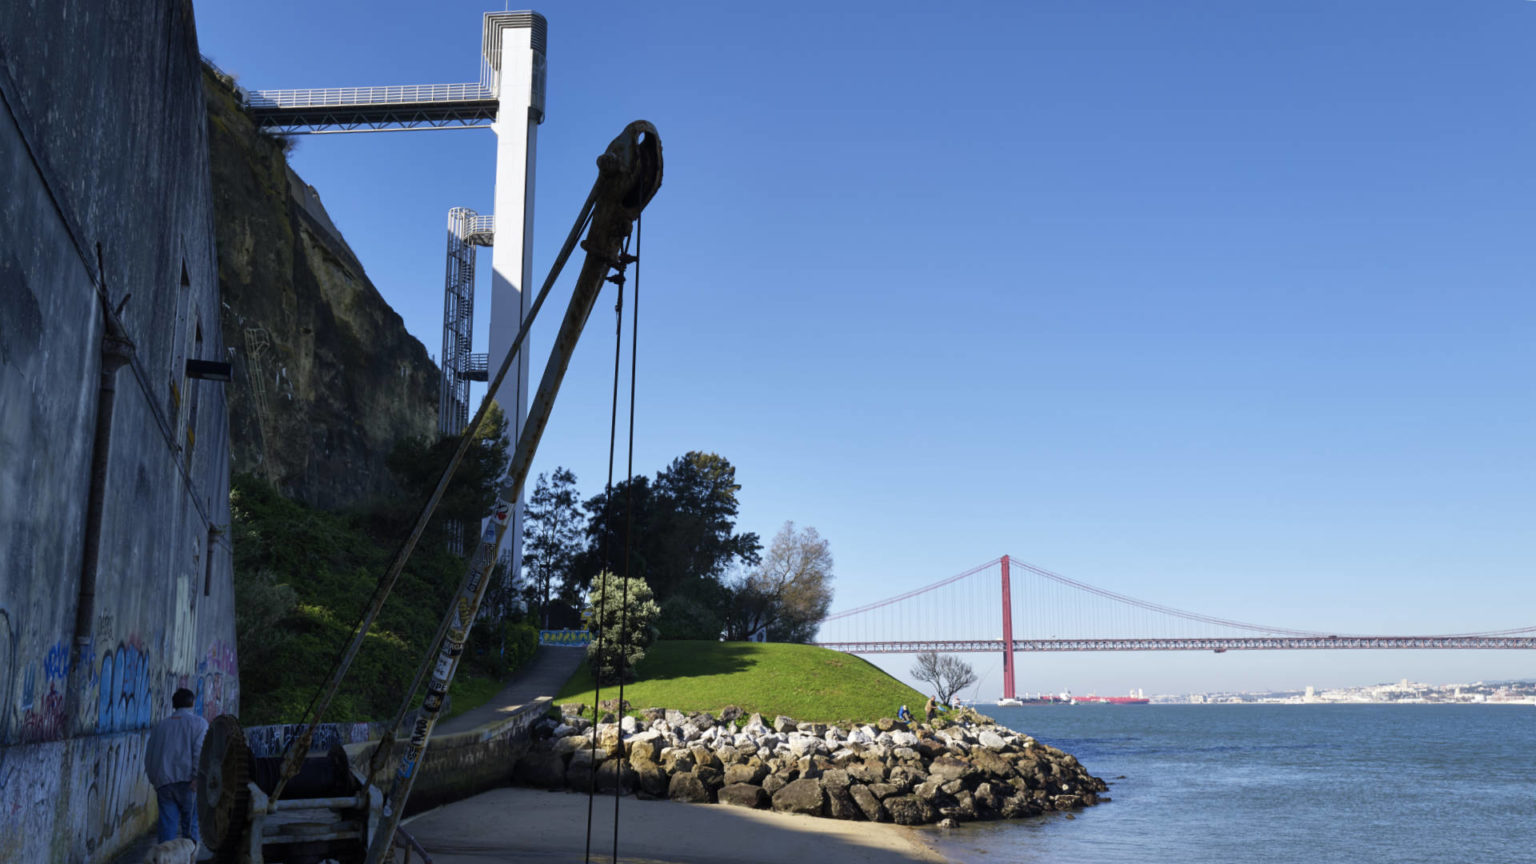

{"left": 198, "top": 0, "right": 1536, "bottom": 693}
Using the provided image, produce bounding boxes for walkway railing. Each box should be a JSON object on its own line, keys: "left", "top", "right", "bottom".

{"left": 248, "top": 83, "right": 493, "bottom": 109}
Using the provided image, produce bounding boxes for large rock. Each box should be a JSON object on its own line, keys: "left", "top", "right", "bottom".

{"left": 820, "top": 768, "right": 850, "bottom": 789}
{"left": 667, "top": 772, "right": 712, "bottom": 803}
{"left": 554, "top": 734, "right": 590, "bottom": 756}
{"left": 969, "top": 746, "right": 1012, "bottom": 778}
{"left": 626, "top": 730, "right": 664, "bottom": 762}
{"left": 940, "top": 790, "right": 976, "bottom": 821}
{"left": 978, "top": 730, "right": 1008, "bottom": 751}
{"left": 513, "top": 750, "right": 567, "bottom": 789}
{"left": 632, "top": 759, "right": 669, "bottom": 798}
{"left": 787, "top": 734, "right": 822, "bottom": 758}
{"left": 973, "top": 782, "right": 1001, "bottom": 813}
{"left": 928, "top": 755, "right": 976, "bottom": 784}
{"left": 724, "top": 762, "right": 767, "bottom": 786}
{"left": 761, "top": 773, "right": 789, "bottom": 797}
{"left": 772, "top": 778, "right": 826, "bottom": 817}
{"left": 689, "top": 745, "right": 721, "bottom": 771}
{"left": 717, "top": 783, "right": 769, "bottom": 809}
{"left": 914, "top": 779, "right": 946, "bottom": 802}
{"left": 847, "top": 759, "right": 886, "bottom": 785}
{"left": 774, "top": 716, "right": 798, "bottom": 733}
{"left": 596, "top": 724, "right": 623, "bottom": 753}
{"left": 595, "top": 760, "right": 636, "bottom": 793}
{"left": 826, "top": 783, "right": 862, "bottom": 820}
{"left": 695, "top": 766, "right": 725, "bottom": 790}
{"left": 566, "top": 751, "right": 600, "bottom": 792}
{"left": 999, "top": 793, "right": 1040, "bottom": 819}
{"left": 883, "top": 795, "right": 935, "bottom": 826}
{"left": 660, "top": 748, "right": 695, "bottom": 773}
{"left": 719, "top": 705, "right": 744, "bottom": 724}
{"left": 849, "top": 783, "right": 887, "bottom": 822}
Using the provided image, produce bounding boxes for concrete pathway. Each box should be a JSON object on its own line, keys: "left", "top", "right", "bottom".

{"left": 435, "top": 645, "right": 584, "bottom": 735}
{"left": 405, "top": 787, "right": 944, "bottom": 864}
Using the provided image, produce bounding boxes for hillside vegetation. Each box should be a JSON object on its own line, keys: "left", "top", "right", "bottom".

{"left": 556, "top": 641, "right": 925, "bottom": 727}
{"left": 231, "top": 475, "right": 535, "bottom": 725}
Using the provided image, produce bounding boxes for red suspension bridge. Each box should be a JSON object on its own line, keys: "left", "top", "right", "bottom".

{"left": 812, "top": 556, "right": 1536, "bottom": 700}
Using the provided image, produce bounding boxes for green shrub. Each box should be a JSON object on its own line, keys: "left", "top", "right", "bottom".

{"left": 583, "top": 571, "right": 659, "bottom": 685}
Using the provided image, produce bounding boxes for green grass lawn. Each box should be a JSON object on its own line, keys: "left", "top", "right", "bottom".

{"left": 445, "top": 672, "right": 504, "bottom": 721}
{"left": 555, "top": 641, "right": 925, "bottom": 727}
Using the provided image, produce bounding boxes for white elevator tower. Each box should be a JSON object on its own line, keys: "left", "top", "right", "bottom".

{"left": 482, "top": 12, "right": 546, "bottom": 578}
{"left": 244, "top": 11, "right": 548, "bottom": 579}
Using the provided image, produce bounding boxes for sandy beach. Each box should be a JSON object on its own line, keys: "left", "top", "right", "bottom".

{"left": 404, "top": 786, "right": 948, "bottom": 863}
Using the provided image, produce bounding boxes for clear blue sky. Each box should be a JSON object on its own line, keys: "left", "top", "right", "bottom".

{"left": 197, "top": 0, "right": 1535, "bottom": 696}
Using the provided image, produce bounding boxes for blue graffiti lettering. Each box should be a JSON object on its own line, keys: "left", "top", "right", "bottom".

{"left": 43, "top": 641, "right": 70, "bottom": 681}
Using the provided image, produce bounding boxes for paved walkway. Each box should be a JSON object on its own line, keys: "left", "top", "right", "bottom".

{"left": 436, "top": 645, "right": 584, "bottom": 735}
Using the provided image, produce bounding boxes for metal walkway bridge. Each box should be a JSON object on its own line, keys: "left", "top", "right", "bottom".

{"left": 246, "top": 83, "right": 498, "bottom": 134}
{"left": 813, "top": 556, "right": 1536, "bottom": 699}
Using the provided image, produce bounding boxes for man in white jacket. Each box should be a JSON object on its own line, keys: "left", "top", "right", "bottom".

{"left": 145, "top": 687, "right": 209, "bottom": 844}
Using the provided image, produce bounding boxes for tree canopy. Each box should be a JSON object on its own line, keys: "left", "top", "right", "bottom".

{"left": 521, "top": 467, "right": 583, "bottom": 629}
{"left": 910, "top": 652, "right": 978, "bottom": 703}
{"left": 575, "top": 451, "right": 760, "bottom": 605}
{"left": 519, "top": 450, "right": 835, "bottom": 648}
{"left": 725, "top": 522, "right": 834, "bottom": 643}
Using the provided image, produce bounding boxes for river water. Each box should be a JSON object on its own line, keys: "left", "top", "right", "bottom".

{"left": 927, "top": 704, "right": 1536, "bottom": 864}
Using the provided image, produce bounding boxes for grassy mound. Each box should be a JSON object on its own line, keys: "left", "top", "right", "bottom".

{"left": 555, "top": 641, "right": 925, "bottom": 726}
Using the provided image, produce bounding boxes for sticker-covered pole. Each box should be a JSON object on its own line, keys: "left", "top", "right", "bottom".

{"left": 363, "top": 121, "right": 662, "bottom": 864}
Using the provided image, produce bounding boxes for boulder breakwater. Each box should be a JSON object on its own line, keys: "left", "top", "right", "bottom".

{"left": 513, "top": 704, "right": 1108, "bottom": 826}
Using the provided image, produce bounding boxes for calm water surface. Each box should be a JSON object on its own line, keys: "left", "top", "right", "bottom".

{"left": 928, "top": 705, "right": 1535, "bottom": 864}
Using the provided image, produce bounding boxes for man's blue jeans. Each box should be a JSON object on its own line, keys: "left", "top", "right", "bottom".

{"left": 155, "top": 781, "right": 198, "bottom": 844}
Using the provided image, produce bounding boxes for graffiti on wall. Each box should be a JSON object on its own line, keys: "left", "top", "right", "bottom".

{"left": 80, "top": 733, "right": 150, "bottom": 854}
{"left": 244, "top": 721, "right": 381, "bottom": 758}
{"left": 97, "top": 639, "right": 154, "bottom": 733}
{"left": 19, "top": 639, "right": 69, "bottom": 743}
{"left": 193, "top": 638, "right": 238, "bottom": 720}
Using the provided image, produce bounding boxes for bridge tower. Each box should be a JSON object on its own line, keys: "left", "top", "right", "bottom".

{"left": 1001, "top": 555, "right": 1016, "bottom": 701}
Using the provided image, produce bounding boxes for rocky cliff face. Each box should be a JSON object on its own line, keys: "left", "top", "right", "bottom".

{"left": 204, "top": 69, "right": 440, "bottom": 510}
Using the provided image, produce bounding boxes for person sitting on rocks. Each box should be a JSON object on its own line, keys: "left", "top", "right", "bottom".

{"left": 897, "top": 704, "right": 913, "bottom": 723}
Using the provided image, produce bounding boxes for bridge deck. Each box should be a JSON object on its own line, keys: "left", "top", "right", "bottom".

{"left": 817, "top": 636, "right": 1536, "bottom": 653}
{"left": 247, "top": 84, "right": 498, "bottom": 133}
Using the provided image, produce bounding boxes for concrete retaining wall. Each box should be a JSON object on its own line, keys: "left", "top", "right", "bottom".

{"left": 0, "top": 1, "right": 238, "bottom": 860}
{"left": 345, "top": 698, "right": 552, "bottom": 816}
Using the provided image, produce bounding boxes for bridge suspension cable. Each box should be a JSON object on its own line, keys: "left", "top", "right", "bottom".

{"left": 814, "top": 555, "right": 1536, "bottom": 652}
